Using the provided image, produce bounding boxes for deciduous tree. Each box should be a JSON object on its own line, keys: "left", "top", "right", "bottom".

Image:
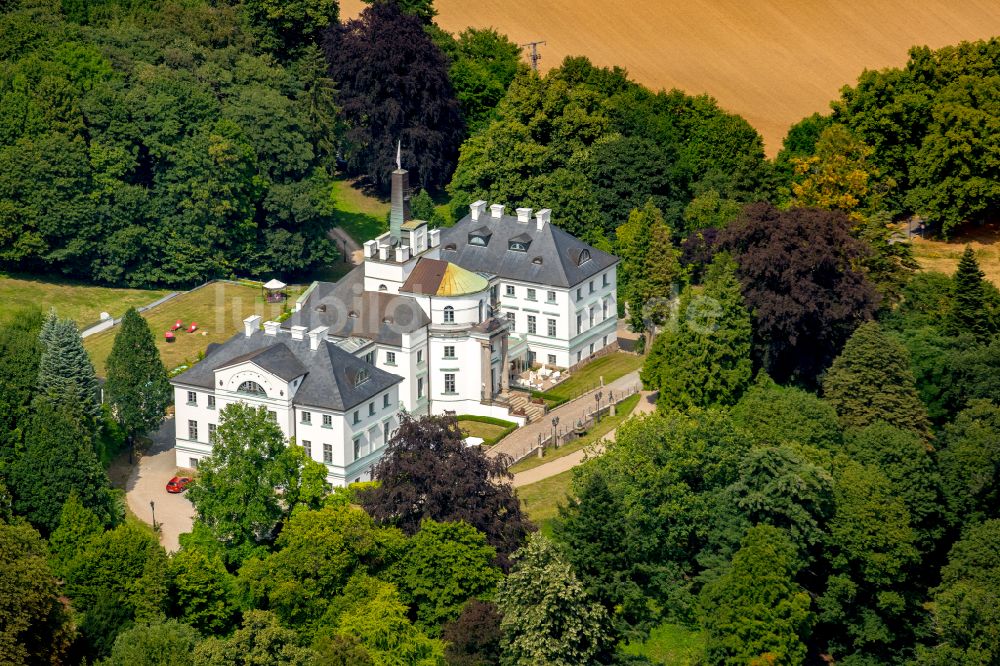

{"left": 496, "top": 534, "right": 613, "bottom": 665}
{"left": 195, "top": 610, "right": 316, "bottom": 665}
{"left": 104, "top": 620, "right": 200, "bottom": 666}
{"left": 168, "top": 548, "right": 238, "bottom": 635}
{"left": 937, "top": 400, "right": 1000, "bottom": 525}
{"left": 323, "top": 0, "right": 464, "bottom": 192}
{"left": 442, "top": 599, "right": 502, "bottom": 666}
{"left": 359, "top": 414, "right": 531, "bottom": 569}
{"left": 721, "top": 203, "right": 878, "bottom": 384}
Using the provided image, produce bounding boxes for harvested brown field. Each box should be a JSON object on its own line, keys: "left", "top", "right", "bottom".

{"left": 341, "top": 0, "right": 1000, "bottom": 154}
{"left": 910, "top": 224, "right": 1000, "bottom": 286}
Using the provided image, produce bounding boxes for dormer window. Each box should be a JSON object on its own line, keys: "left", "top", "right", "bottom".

{"left": 445, "top": 243, "right": 457, "bottom": 251}
{"left": 532, "top": 257, "right": 543, "bottom": 265}
{"left": 509, "top": 239, "right": 531, "bottom": 252}
{"left": 578, "top": 249, "right": 591, "bottom": 265}
{"left": 469, "top": 227, "right": 492, "bottom": 246}
{"left": 354, "top": 369, "right": 370, "bottom": 387}
{"left": 237, "top": 381, "right": 266, "bottom": 396}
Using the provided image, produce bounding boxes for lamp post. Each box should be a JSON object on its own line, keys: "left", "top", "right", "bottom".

{"left": 595, "top": 391, "right": 603, "bottom": 424}
{"left": 149, "top": 500, "right": 157, "bottom": 531}
{"left": 551, "top": 415, "right": 560, "bottom": 448}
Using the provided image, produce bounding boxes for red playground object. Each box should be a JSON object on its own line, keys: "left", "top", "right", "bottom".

{"left": 187, "top": 322, "right": 198, "bottom": 333}
{"left": 171, "top": 319, "right": 183, "bottom": 331}
{"left": 165, "top": 331, "right": 175, "bottom": 343}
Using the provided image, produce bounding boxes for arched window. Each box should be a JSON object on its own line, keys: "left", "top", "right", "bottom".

{"left": 443, "top": 306, "right": 455, "bottom": 323}
{"left": 237, "top": 381, "right": 266, "bottom": 396}
{"left": 378, "top": 284, "right": 388, "bottom": 292}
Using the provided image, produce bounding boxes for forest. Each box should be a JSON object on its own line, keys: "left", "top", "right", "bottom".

{"left": 2, "top": 0, "right": 1000, "bottom": 664}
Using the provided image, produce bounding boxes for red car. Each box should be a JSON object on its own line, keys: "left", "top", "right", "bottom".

{"left": 166, "top": 476, "right": 192, "bottom": 493}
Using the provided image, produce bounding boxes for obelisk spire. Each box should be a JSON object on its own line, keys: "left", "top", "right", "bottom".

{"left": 389, "top": 139, "right": 410, "bottom": 242}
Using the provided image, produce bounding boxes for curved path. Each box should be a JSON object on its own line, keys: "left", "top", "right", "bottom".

{"left": 328, "top": 227, "right": 364, "bottom": 265}
{"left": 511, "top": 390, "right": 657, "bottom": 487}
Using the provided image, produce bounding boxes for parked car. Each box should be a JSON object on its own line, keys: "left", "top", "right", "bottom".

{"left": 166, "top": 476, "right": 192, "bottom": 493}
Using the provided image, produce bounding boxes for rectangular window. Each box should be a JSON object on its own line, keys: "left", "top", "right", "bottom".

{"left": 383, "top": 420, "right": 391, "bottom": 444}
{"left": 302, "top": 440, "right": 311, "bottom": 459}
{"left": 527, "top": 315, "right": 536, "bottom": 335}
{"left": 505, "top": 312, "right": 515, "bottom": 325}
{"left": 590, "top": 309, "right": 595, "bottom": 327}
{"left": 444, "top": 345, "right": 455, "bottom": 359}
{"left": 188, "top": 420, "right": 198, "bottom": 441}
{"left": 444, "top": 373, "right": 456, "bottom": 394}
{"left": 417, "top": 377, "right": 424, "bottom": 398}
{"left": 602, "top": 300, "right": 609, "bottom": 319}
{"left": 383, "top": 393, "right": 390, "bottom": 409}
{"left": 603, "top": 335, "right": 608, "bottom": 348}
{"left": 527, "top": 288, "right": 536, "bottom": 301}
{"left": 353, "top": 438, "right": 361, "bottom": 461}
{"left": 603, "top": 273, "right": 609, "bottom": 287}
{"left": 417, "top": 350, "right": 424, "bottom": 364}
{"left": 368, "top": 402, "right": 375, "bottom": 416}
{"left": 590, "top": 343, "right": 595, "bottom": 355}
{"left": 589, "top": 280, "right": 595, "bottom": 294}
{"left": 353, "top": 410, "right": 360, "bottom": 424}
{"left": 577, "top": 288, "right": 582, "bottom": 300}
{"left": 385, "top": 351, "right": 396, "bottom": 365}
{"left": 505, "top": 285, "right": 515, "bottom": 296}
{"left": 364, "top": 351, "right": 375, "bottom": 365}
{"left": 207, "top": 395, "right": 216, "bottom": 410}
{"left": 208, "top": 423, "right": 216, "bottom": 443}
{"left": 576, "top": 313, "right": 583, "bottom": 333}
{"left": 577, "top": 351, "right": 582, "bottom": 363}
{"left": 301, "top": 411, "right": 311, "bottom": 425}
{"left": 322, "top": 414, "right": 332, "bottom": 428}
{"left": 268, "top": 410, "right": 277, "bottom": 422}
{"left": 186, "top": 391, "right": 197, "bottom": 406}
{"left": 323, "top": 443, "right": 332, "bottom": 464}
{"left": 548, "top": 354, "right": 556, "bottom": 365}
{"left": 547, "top": 318, "right": 556, "bottom": 337}
{"left": 547, "top": 290, "right": 556, "bottom": 303}
{"left": 189, "top": 457, "right": 199, "bottom": 469}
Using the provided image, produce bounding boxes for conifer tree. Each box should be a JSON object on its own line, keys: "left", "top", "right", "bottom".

{"left": 642, "top": 255, "right": 753, "bottom": 410}
{"left": 105, "top": 308, "right": 171, "bottom": 446}
{"left": 615, "top": 201, "right": 680, "bottom": 331}
{"left": 822, "top": 321, "right": 932, "bottom": 438}
{"left": 947, "top": 246, "right": 993, "bottom": 341}
{"left": 9, "top": 398, "right": 117, "bottom": 533}
{"left": 699, "top": 524, "right": 813, "bottom": 665}
{"left": 36, "top": 311, "right": 100, "bottom": 425}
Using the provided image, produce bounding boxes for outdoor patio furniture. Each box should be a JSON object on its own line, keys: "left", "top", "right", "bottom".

{"left": 186, "top": 323, "right": 198, "bottom": 333}
{"left": 171, "top": 319, "right": 183, "bottom": 331}
{"left": 165, "top": 331, "right": 175, "bottom": 343}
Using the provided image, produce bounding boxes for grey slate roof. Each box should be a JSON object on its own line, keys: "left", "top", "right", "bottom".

{"left": 171, "top": 329, "right": 402, "bottom": 412}
{"left": 439, "top": 212, "right": 618, "bottom": 288}
{"left": 284, "top": 265, "right": 430, "bottom": 346}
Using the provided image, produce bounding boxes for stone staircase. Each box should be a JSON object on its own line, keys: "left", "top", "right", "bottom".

{"left": 505, "top": 390, "right": 545, "bottom": 423}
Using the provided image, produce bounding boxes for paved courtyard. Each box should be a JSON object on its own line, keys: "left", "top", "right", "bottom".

{"left": 125, "top": 417, "right": 194, "bottom": 552}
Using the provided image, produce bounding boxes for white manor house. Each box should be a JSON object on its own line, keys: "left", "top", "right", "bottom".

{"left": 171, "top": 162, "right": 619, "bottom": 486}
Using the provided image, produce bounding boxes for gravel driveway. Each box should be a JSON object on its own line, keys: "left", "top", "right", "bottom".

{"left": 125, "top": 417, "right": 194, "bottom": 552}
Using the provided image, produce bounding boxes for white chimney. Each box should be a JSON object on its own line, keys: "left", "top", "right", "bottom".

{"left": 428, "top": 229, "right": 441, "bottom": 247}
{"left": 263, "top": 320, "right": 280, "bottom": 336}
{"left": 308, "top": 326, "right": 328, "bottom": 351}
{"left": 364, "top": 240, "right": 377, "bottom": 258}
{"left": 535, "top": 208, "right": 552, "bottom": 231}
{"left": 243, "top": 315, "right": 261, "bottom": 337}
{"left": 395, "top": 246, "right": 411, "bottom": 262}
{"left": 490, "top": 204, "right": 505, "bottom": 219}
{"left": 470, "top": 200, "right": 487, "bottom": 221}
{"left": 378, "top": 246, "right": 388, "bottom": 261}
{"left": 516, "top": 207, "right": 532, "bottom": 223}
{"left": 290, "top": 325, "right": 307, "bottom": 341}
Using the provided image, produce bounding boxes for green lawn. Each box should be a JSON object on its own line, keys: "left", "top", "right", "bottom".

{"left": 510, "top": 393, "right": 641, "bottom": 474}
{"left": 621, "top": 622, "right": 707, "bottom": 664}
{"left": 459, "top": 420, "right": 508, "bottom": 442}
{"left": 545, "top": 352, "right": 645, "bottom": 402}
{"left": 332, "top": 177, "right": 388, "bottom": 245}
{"left": 85, "top": 281, "right": 303, "bottom": 375}
{"left": 517, "top": 468, "right": 574, "bottom": 537}
{"left": 0, "top": 272, "right": 170, "bottom": 327}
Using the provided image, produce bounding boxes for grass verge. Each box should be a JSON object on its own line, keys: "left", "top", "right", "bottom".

{"left": 0, "top": 272, "right": 170, "bottom": 326}
{"left": 457, "top": 415, "right": 517, "bottom": 446}
{"left": 538, "top": 352, "right": 645, "bottom": 403}
{"left": 85, "top": 281, "right": 302, "bottom": 375}
{"left": 516, "top": 468, "right": 574, "bottom": 537}
{"left": 510, "top": 393, "right": 640, "bottom": 474}
{"left": 620, "top": 622, "right": 707, "bottom": 664}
